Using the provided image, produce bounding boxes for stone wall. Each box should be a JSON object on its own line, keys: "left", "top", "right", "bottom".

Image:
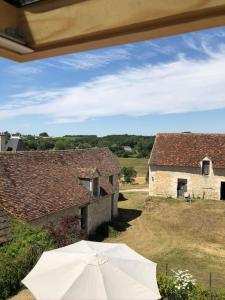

{"left": 149, "top": 165, "right": 225, "bottom": 200}
{"left": 32, "top": 193, "right": 119, "bottom": 235}
{"left": 87, "top": 196, "right": 112, "bottom": 234}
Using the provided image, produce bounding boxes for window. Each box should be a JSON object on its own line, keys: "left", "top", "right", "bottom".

{"left": 202, "top": 161, "right": 210, "bottom": 175}
{"left": 109, "top": 175, "right": 114, "bottom": 185}
{"left": 80, "top": 179, "right": 90, "bottom": 190}
{"left": 93, "top": 177, "right": 99, "bottom": 197}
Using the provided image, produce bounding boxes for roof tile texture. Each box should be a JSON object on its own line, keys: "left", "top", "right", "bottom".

{"left": 150, "top": 133, "right": 225, "bottom": 169}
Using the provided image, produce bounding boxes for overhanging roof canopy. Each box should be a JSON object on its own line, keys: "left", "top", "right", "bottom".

{"left": 1, "top": 0, "right": 225, "bottom": 62}
{"left": 4, "top": 0, "right": 41, "bottom": 7}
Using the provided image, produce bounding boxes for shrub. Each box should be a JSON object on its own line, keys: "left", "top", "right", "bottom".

{"left": 45, "top": 215, "right": 86, "bottom": 247}
{"left": 158, "top": 272, "right": 225, "bottom": 300}
{"left": 172, "top": 269, "right": 196, "bottom": 299}
{"left": 89, "top": 221, "right": 120, "bottom": 241}
{"left": 0, "top": 220, "right": 54, "bottom": 300}
{"left": 158, "top": 273, "right": 176, "bottom": 298}
{"left": 0, "top": 215, "right": 86, "bottom": 299}
{"left": 120, "top": 166, "right": 137, "bottom": 184}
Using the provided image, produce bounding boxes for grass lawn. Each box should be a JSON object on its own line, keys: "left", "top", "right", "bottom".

{"left": 118, "top": 158, "right": 148, "bottom": 177}
{"left": 118, "top": 158, "right": 148, "bottom": 190}
{"left": 107, "top": 192, "right": 225, "bottom": 289}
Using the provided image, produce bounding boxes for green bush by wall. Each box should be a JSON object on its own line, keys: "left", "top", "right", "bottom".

{"left": 0, "top": 220, "right": 54, "bottom": 300}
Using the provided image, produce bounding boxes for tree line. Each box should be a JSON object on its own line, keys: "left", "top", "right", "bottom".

{"left": 7, "top": 132, "right": 155, "bottom": 158}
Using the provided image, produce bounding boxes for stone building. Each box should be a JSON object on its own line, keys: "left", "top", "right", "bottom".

{"left": 149, "top": 133, "right": 225, "bottom": 200}
{"left": 0, "top": 148, "right": 120, "bottom": 243}
{"left": 0, "top": 133, "right": 25, "bottom": 152}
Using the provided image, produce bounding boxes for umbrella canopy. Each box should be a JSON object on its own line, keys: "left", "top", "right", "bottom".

{"left": 22, "top": 240, "right": 161, "bottom": 300}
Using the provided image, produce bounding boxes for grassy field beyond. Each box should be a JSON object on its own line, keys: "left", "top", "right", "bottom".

{"left": 118, "top": 158, "right": 148, "bottom": 189}
{"left": 118, "top": 158, "right": 148, "bottom": 177}
{"left": 107, "top": 192, "right": 225, "bottom": 289}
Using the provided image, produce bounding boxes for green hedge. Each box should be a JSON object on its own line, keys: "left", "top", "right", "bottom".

{"left": 0, "top": 220, "right": 53, "bottom": 300}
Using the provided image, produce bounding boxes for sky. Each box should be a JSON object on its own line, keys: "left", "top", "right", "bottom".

{"left": 0, "top": 26, "right": 225, "bottom": 136}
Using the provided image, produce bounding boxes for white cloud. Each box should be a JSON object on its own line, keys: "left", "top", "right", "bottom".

{"left": 145, "top": 41, "right": 175, "bottom": 55}
{"left": 7, "top": 65, "right": 42, "bottom": 76}
{"left": 45, "top": 48, "right": 131, "bottom": 71}
{"left": 1, "top": 46, "right": 225, "bottom": 123}
{"left": 182, "top": 31, "right": 225, "bottom": 58}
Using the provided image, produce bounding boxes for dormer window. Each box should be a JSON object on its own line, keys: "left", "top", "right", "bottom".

{"left": 109, "top": 175, "right": 114, "bottom": 185}
{"left": 92, "top": 177, "right": 99, "bottom": 197}
{"left": 80, "top": 179, "right": 91, "bottom": 190}
{"left": 202, "top": 160, "right": 210, "bottom": 175}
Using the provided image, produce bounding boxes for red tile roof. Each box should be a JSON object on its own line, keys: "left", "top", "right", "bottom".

{"left": 0, "top": 148, "right": 120, "bottom": 221}
{"left": 149, "top": 133, "right": 225, "bottom": 169}
{"left": 77, "top": 167, "right": 100, "bottom": 179}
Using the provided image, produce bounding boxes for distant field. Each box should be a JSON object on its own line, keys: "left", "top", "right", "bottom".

{"left": 107, "top": 192, "right": 225, "bottom": 289}
{"left": 118, "top": 158, "right": 148, "bottom": 177}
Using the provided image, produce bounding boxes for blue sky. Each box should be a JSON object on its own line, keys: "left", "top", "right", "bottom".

{"left": 0, "top": 27, "right": 225, "bottom": 136}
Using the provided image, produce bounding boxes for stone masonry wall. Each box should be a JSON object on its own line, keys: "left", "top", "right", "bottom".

{"left": 32, "top": 194, "right": 119, "bottom": 235}
{"left": 87, "top": 196, "right": 112, "bottom": 234}
{"left": 149, "top": 165, "right": 225, "bottom": 200}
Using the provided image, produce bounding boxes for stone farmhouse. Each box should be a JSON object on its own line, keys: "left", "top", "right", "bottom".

{"left": 0, "top": 148, "right": 120, "bottom": 243}
{"left": 149, "top": 133, "right": 225, "bottom": 200}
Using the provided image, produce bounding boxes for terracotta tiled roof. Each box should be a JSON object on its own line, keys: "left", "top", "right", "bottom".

{"left": 77, "top": 167, "right": 100, "bottom": 179}
{"left": 149, "top": 133, "right": 225, "bottom": 169}
{"left": 0, "top": 148, "right": 120, "bottom": 221}
{"left": 100, "top": 177, "right": 113, "bottom": 196}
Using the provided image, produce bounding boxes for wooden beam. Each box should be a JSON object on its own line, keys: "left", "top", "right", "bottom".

{"left": 1, "top": 0, "right": 225, "bottom": 61}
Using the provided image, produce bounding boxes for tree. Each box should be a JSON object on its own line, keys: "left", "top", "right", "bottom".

{"left": 120, "top": 167, "right": 137, "bottom": 184}
{"left": 39, "top": 132, "right": 49, "bottom": 137}
{"left": 77, "top": 143, "right": 91, "bottom": 149}
{"left": 55, "top": 140, "right": 66, "bottom": 150}
{"left": 3, "top": 131, "right": 10, "bottom": 143}
{"left": 37, "top": 140, "right": 55, "bottom": 151}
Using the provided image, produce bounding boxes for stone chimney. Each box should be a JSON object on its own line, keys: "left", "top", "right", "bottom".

{"left": 0, "top": 133, "right": 6, "bottom": 152}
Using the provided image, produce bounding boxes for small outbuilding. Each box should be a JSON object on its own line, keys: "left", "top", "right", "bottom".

{"left": 149, "top": 133, "right": 225, "bottom": 200}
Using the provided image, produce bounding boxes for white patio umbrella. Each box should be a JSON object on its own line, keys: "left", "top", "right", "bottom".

{"left": 22, "top": 240, "right": 161, "bottom": 300}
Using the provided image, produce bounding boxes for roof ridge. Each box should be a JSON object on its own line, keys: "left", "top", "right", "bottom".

{"left": 0, "top": 147, "right": 110, "bottom": 155}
